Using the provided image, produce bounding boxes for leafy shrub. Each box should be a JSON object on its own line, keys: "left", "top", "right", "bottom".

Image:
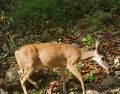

{"left": 10, "top": 0, "right": 120, "bottom": 44}
{"left": 0, "top": 0, "right": 11, "bottom": 11}
{"left": 77, "top": 63, "right": 82, "bottom": 70}
{"left": 12, "top": 0, "right": 63, "bottom": 25}
{"left": 82, "top": 34, "right": 94, "bottom": 45}
{"left": 11, "top": 0, "right": 120, "bottom": 26}
{"left": 81, "top": 10, "right": 114, "bottom": 32}
{"left": 86, "top": 71, "right": 95, "bottom": 83}
{"left": 12, "top": 0, "right": 102, "bottom": 26}
{"left": 90, "top": 0, "right": 120, "bottom": 13}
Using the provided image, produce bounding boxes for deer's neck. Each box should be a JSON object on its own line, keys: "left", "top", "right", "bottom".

{"left": 80, "top": 50, "right": 94, "bottom": 60}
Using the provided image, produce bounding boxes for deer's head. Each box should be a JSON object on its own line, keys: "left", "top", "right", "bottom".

{"left": 92, "top": 40, "right": 114, "bottom": 75}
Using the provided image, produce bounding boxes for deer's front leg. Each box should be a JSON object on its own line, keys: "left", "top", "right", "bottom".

{"left": 67, "top": 64, "right": 86, "bottom": 94}
{"left": 60, "top": 67, "right": 66, "bottom": 94}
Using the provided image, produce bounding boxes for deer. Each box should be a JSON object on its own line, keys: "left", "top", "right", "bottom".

{"left": 15, "top": 40, "right": 113, "bottom": 94}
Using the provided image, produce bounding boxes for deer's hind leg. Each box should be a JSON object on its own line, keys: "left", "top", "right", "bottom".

{"left": 20, "top": 67, "right": 39, "bottom": 94}
{"left": 19, "top": 68, "right": 33, "bottom": 94}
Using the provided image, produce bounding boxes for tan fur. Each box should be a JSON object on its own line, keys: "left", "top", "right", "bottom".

{"left": 15, "top": 42, "right": 110, "bottom": 94}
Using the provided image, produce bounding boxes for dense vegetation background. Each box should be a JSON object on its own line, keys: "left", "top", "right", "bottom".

{"left": 0, "top": 0, "right": 120, "bottom": 93}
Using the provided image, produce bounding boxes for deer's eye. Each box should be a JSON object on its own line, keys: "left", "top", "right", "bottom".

{"left": 101, "top": 57, "right": 106, "bottom": 61}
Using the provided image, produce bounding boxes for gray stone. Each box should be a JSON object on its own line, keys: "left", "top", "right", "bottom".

{"left": 110, "top": 31, "right": 120, "bottom": 36}
{"left": 5, "top": 66, "right": 20, "bottom": 84}
{"left": 86, "top": 90, "right": 100, "bottom": 94}
{"left": 71, "top": 43, "right": 80, "bottom": 48}
{"left": 115, "top": 71, "right": 120, "bottom": 76}
{"left": 5, "top": 67, "right": 22, "bottom": 92}
{"left": 5, "top": 67, "right": 48, "bottom": 92}
{"left": 100, "top": 76, "right": 120, "bottom": 88}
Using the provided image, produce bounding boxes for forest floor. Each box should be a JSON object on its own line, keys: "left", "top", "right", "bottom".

{"left": 0, "top": 28, "right": 120, "bottom": 94}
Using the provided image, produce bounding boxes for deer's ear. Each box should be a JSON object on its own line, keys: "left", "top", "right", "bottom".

{"left": 95, "top": 40, "right": 101, "bottom": 54}
{"left": 95, "top": 40, "right": 100, "bottom": 48}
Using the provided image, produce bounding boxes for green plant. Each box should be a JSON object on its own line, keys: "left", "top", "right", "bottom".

{"left": 50, "top": 68, "right": 58, "bottom": 76}
{"left": 0, "top": 53, "right": 8, "bottom": 62}
{"left": 77, "top": 63, "right": 82, "bottom": 70}
{"left": 12, "top": 0, "right": 63, "bottom": 25}
{"left": 30, "top": 88, "right": 46, "bottom": 94}
{"left": 81, "top": 10, "right": 115, "bottom": 32}
{"left": 82, "top": 34, "right": 94, "bottom": 45}
{"left": 86, "top": 71, "right": 95, "bottom": 83}
{"left": 10, "top": 61, "right": 16, "bottom": 67}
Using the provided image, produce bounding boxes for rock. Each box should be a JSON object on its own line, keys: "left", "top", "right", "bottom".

{"left": 0, "top": 88, "right": 8, "bottom": 94}
{"left": 0, "top": 79, "right": 5, "bottom": 88}
{"left": 114, "top": 57, "right": 120, "bottom": 67}
{"left": 5, "top": 66, "right": 22, "bottom": 92}
{"left": 96, "top": 76, "right": 120, "bottom": 92}
{"left": 5, "top": 66, "right": 49, "bottom": 92}
{"left": 115, "top": 71, "right": 120, "bottom": 76}
{"left": 86, "top": 90, "right": 100, "bottom": 94}
{"left": 71, "top": 43, "right": 80, "bottom": 48}
{"left": 110, "top": 31, "right": 120, "bottom": 36}
{"left": 104, "top": 77, "right": 120, "bottom": 87}
{"left": 74, "top": 31, "right": 81, "bottom": 37}
{"left": 5, "top": 66, "right": 20, "bottom": 84}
